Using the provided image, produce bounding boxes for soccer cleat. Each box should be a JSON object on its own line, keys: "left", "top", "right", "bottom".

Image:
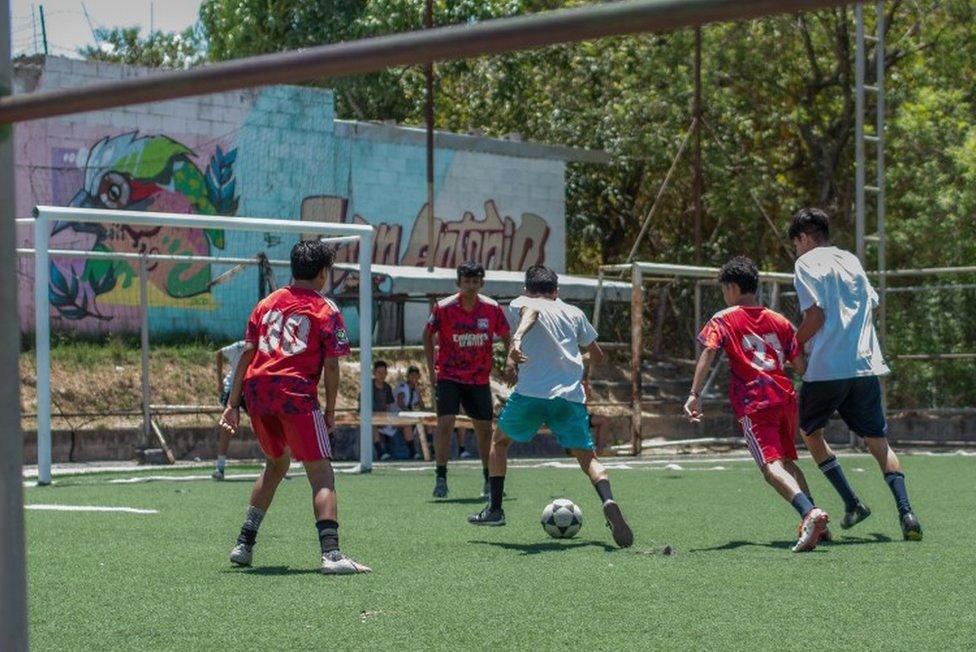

{"left": 900, "top": 511, "right": 923, "bottom": 541}
{"left": 230, "top": 542, "right": 253, "bottom": 566}
{"left": 459, "top": 450, "right": 474, "bottom": 459}
{"left": 841, "top": 501, "right": 872, "bottom": 529}
{"left": 211, "top": 468, "right": 225, "bottom": 481}
{"left": 820, "top": 527, "right": 833, "bottom": 543}
{"left": 320, "top": 550, "right": 372, "bottom": 574}
{"left": 432, "top": 476, "right": 448, "bottom": 498}
{"left": 380, "top": 453, "right": 392, "bottom": 461}
{"left": 792, "top": 508, "right": 829, "bottom": 552}
{"left": 467, "top": 507, "right": 506, "bottom": 526}
{"left": 602, "top": 500, "right": 634, "bottom": 548}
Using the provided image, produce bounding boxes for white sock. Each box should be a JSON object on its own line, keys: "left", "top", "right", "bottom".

{"left": 217, "top": 455, "right": 227, "bottom": 471}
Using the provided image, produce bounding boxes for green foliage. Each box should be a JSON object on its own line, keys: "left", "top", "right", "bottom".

{"left": 78, "top": 26, "right": 204, "bottom": 69}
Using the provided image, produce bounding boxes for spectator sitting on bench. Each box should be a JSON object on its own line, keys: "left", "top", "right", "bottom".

{"left": 394, "top": 365, "right": 424, "bottom": 459}
{"left": 360, "top": 359, "right": 397, "bottom": 461}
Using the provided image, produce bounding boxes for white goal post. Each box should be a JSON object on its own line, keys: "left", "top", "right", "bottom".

{"left": 29, "top": 205, "right": 376, "bottom": 484}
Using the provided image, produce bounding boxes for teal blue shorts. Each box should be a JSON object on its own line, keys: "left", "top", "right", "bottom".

{"left": 497, "top": 393, "right": 594, "bottom": 451}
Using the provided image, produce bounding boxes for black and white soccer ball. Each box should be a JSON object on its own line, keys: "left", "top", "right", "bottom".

{"left": 541, "top": 499, "right": 583, "bottom": 539}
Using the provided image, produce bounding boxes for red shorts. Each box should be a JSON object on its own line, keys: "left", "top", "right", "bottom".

{"left": 739, "top": 400, "right": 797, "bottom": 467}
{"left": 249, "top": 409, "right": 332, "bottom": 462}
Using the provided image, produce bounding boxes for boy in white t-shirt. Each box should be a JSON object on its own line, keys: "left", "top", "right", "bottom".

{"left": 394, "top": 365, "right": 424, "bottom": 460}
{"left": 467, "top": 266, "right": 633, "bottom": 548}
{"left": 213, "top": 340, "right": 246, "bottom": 480}
{"left": 790, "top": 207, "right": 921, "bottom": 540}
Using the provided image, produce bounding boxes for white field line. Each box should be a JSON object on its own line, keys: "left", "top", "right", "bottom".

{"left": 25, "top": 504, "right": 158, "bottom": 514}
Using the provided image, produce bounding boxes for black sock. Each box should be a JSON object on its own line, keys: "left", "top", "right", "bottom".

{"left": 790, "top": 492, "right": 815, "bottom": 518}
{"left": 819, "top": 456, "right": 859, "bottom": 511}
{"left": 316, "top": 519, "right": 340, "bottom": 554}
{"left": 884, "top": 472, "right": 912, "bottom": 516}
{"left": 236, "top": 505, "right": 264, "bottom": 546}
{"left": 436, "top": 465, "right": 447, "bottom": 479}
{"left": 594, "top": 479, "right": 614, "bottom": 504}
{"left": 482, "top": 466, "right": 489, "bottom": 483}
{"left": 406, "top": 439, "right": 416, "bottom": 458}
{"left": 489, "top": 476, "right": 505, "bottom": 511}
{"left": 374, "top": 441, "right": 384, "bottom": 459}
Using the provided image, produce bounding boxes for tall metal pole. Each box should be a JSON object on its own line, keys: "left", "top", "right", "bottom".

{"left": 630, "top": 263, "right": 643, "bottom": 455}
{"left": 425, "top": 0, "right": 436, "bottom": 272}
{"left": 139, "top": 255, "right": 152, "bottom": 446}
{"left": 39, "top": 4, "right": 48, "bottom": 55}
{"left": 875, "top": 0, "right": 886, "bottom": 351}
{"left": 0, "top": 0, "right": 31, "bottom": 643}
{"left": 854, "top": 3, "right": 866, "bottom": 262}
{"left": 692, "top": 27, "right": 704, "bottom": 264}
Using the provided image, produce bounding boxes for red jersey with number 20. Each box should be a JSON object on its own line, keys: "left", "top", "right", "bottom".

{"left": 243, "top": 286, "right": 351, "bottom": 414}
{"left": 426, "top": 293, "right": 510, "bottom": 385}
{"left": 697, "top": 305, "right": 798, "bottom": 418}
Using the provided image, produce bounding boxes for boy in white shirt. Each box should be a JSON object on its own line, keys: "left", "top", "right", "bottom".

{"left": 467, "top": 266, "right": 633, "bottom": 548}
{"left": 790, "top": 207, "right": 921, "bottom": 540}
{"left": 213, "top": 340, "right": 246, "bottom": 480}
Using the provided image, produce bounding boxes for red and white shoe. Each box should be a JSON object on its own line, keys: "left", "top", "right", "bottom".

{"left": 792, "top": 508, "right": 829, "bottom": 552}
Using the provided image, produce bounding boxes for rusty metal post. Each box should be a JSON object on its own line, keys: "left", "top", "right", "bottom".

{"left": 630, "top": 263, "right": 643, "bottom": 455}
{"left": 425, "top": 0, "right": 436, "bottom": 272}
{"left": 692, "top": 26, "right": 704, "bottom": 264}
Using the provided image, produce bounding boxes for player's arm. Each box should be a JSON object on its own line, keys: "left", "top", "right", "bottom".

{"left": 684, "top": 347, "right": 718, "bottom": 423}
{"left": 322, "top": 356, "right": 340, "bottom": 427}
{"left": 509, "top": 307, "right": 539, "bottom": 364}
{"left": 215, "top": 350, "right": 224, "bottom": 395}
{"left": 423, "top": 326, "right": 437, "bottom": 388}
{"left": 795, "top": 305, "right": 825, "bottom": 345}
{"left": 581, "top": 341, "right": 604, "bottom": 402}
{"left": 220, "top": 345, "right": 256, "bottom": 435}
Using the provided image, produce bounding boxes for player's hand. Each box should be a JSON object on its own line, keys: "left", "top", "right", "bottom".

{"left": 509, "top": 346, "right": 528, "bottom": 364}
{"left": 583, "top": 381, "right": 593, "bottom": 402}
{"left": 220, "top": 406, "right": 240, "bottom": 435}
{"left": 683, "top": 394, "right": 703, "bottom": 423}
{"left": 504, "top": 360, "right": 519, "bottom": 386}
{"left": 791, "top": 353, "right": 807, "bottom": 375}
{"left": 324, "top": 409, "right": 335, "bottom": 429}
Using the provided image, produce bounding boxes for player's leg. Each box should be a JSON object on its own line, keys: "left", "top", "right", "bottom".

{"left": 458, "top": 383, "right": 495, "bottom": 497}
{"left": 800, "top": 380, "right": 869, "bottom": 526}
{"left": 469, "top": 393, "right": 541, "bottom": 526}
{"left": 230, "top": 413, "right": 291, "bottom": 566}
{"left": 839, "top": 377, "right": 922, "bottom": 540}
{"left": 434, "top": 380, "right": 461, "bottom": 497}
{"left": 213, "top": 427, "right": 232, "bottom": 480}
{"left": 572, "top": 449, "right": 634, "bottom": 548}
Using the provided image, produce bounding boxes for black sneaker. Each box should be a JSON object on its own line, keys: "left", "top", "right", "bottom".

{"left": 841, "top": 501, "right": 872, "bottom": 529}
{"left": 602, "top": 500, "right": 634, "bottom": 548}
{"left": 432, "top": 476, "right": 448, "bottom": 498}
{"left": 901, "top": 511, "right": 923, "bottom": 541}
{"left": 468, "top": 507, "right": 506, "bottom": 526}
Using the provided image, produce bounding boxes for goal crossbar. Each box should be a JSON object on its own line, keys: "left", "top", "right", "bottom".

{"left": 31, "top": 205, "right": 376, "bottom": 484}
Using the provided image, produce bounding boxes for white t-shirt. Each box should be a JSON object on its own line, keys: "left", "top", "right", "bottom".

{"left": 219, "top": 341, "right": 247, "bottom": 394}
{"left": 508, "top": 296, "right": 598, "bottom": 403}
{"left": 793, "top": 246, "right": 889, "bottom": 382}
{"left": 394, "top": 381, "right": 423, "bottom": 411}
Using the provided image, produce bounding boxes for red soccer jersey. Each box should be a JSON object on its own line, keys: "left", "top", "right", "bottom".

{"left": 243, "top": 286, "right": 351, "bottom": 414}
{"left": 425, "top": 293, "right": 510, "bottom": 385}
{"left": 697, "top": 305, "right": 798, "bottom": 418}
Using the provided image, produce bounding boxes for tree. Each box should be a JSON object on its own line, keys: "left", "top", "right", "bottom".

{"left": 78, "top": 26, "right": 204, "bottom": 69}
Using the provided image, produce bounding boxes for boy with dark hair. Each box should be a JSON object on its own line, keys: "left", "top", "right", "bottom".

{"left": 362, "top": 360, "right": 397, "bottom": 461}
{"left": 424, "top": 261, "right": 511, "bottom": 498}
{"left": 685, "top": 256, "right": 829, "bottom": 552}
{"left": 394, "top": 365, "right": 424, "bottom": 459}
{"left": 790, "top": 207, "right": 922, "bottom": 540}
{"left": 469, "top": 265, "right": 634, "bottom": 549}
{"left": 220, "top": 239, "right": 370, "bottom": 574}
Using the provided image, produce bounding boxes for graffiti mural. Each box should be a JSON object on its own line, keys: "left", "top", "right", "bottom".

{"left": 49, "top": 132, "right": 239, "bottom": 320}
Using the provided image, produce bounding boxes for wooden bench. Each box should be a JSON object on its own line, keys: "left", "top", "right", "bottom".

{"left": 334, "top": 411, "right": 474, "bottom": 461}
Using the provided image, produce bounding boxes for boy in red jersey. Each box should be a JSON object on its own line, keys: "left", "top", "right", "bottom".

{"left": 220, "top": 240, "right": 370, "bottom": 574}
{"left": 423, "top": 262, "right": 511, "bottom": 498}
{"left": 684, "top": 256, "right": 829, "bottom": 552}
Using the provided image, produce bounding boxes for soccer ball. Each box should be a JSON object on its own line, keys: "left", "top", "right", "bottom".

{"left": 541, "top": 499, "right": 583, "bottom": 539}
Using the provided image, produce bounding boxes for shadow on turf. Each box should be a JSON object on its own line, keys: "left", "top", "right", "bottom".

{"left": 689, "top": 532, "right": 893, "bottom": 553}
{"left": 470, "top": 539, "right": 616, "bottom": 555}
{"left": 428, "top": 497, "right": 518, "bottom": 505}
{"left": 224, "top": 565, "right": 320, "bottom": 576}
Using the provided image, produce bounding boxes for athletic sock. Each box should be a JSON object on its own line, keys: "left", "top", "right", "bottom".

{"left": 884, "top": 472, "right": 912, "bottom": 516}
{"left": 482, "top": 466, "right": 489, "bottom": 483}
{"left": 489, "top": 476, "right": 505, "bottom": 511}
{"left": 316, "top": 519, "right": 340, "bottom": 554}
{"left": 216, "top": 455, "right": 227, "bottom": 472}
{"left": 594, "top": 479, "right": 614, "bottom": 504}
{"left": 819, "top": 456, "right": 859, "bottom": 511}
{"left": 790, "top": 492, "right": 815, "bottom": 518}
{"left": 436, "top": 465, "right": 447, "bottom": 479}
{"left": 237, "top": 505, "right": 265, "bottom": 546}
{"left": 374, "top": 441, "right": 385, "bottom": 459}
{"left": 406, "top": 439, "right": 416, "bottom": 458}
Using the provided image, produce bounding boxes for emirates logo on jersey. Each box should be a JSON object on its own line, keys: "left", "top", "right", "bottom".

{"left": 453, "top": 333, "right": 490, "bottom": 347}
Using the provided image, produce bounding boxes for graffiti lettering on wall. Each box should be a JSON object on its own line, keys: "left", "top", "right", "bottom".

{"left": 301, "top": 196, "right": 550, "bottom": 285}
{"left": 49, "top": 132, "right": 239, "bottom": 320}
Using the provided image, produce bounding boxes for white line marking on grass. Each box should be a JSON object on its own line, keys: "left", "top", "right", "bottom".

{"left": 25, "top": 504, "right": 158, "bottom": 514}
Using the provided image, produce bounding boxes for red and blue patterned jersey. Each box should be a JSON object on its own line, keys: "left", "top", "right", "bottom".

{"left": 425, "top": 293, "right": 510, "bottom": 385}
{"left": 243, "top": 286, "right": 350, "bottom": 414}
{"left": 697, "top": 305, "right": 798, "bottom": 417}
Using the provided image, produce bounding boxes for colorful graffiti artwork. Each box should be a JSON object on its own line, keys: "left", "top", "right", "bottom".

{"left": 49, "top": 132, "right": 239, "bottom": 320}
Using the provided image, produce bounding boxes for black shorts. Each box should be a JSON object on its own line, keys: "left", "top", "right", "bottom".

{"left": 436, "top": 380, "right": 493, "bottom": 422}
{"left": 799, "top": 376, "right": 886, "bottom": 438}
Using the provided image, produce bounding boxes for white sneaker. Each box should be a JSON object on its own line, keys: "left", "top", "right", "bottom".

{"left": 321, "top": 550, "right": 371, "bottom": 574}
{"left": 459, "top": 450, "right": 473, "bottom": 459}
{"left": 230, "top": 542, "right": 253, "bottom": 566}
{"left": 792, "top": 508, "right": 829, "bottom": 553}
{"left": 212, "top": 468, "right": 225, "bottom": 480}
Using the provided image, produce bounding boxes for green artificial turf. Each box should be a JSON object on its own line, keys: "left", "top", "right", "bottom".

{"left": 24, "top": 455, "right": 976, "bottom": 650}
